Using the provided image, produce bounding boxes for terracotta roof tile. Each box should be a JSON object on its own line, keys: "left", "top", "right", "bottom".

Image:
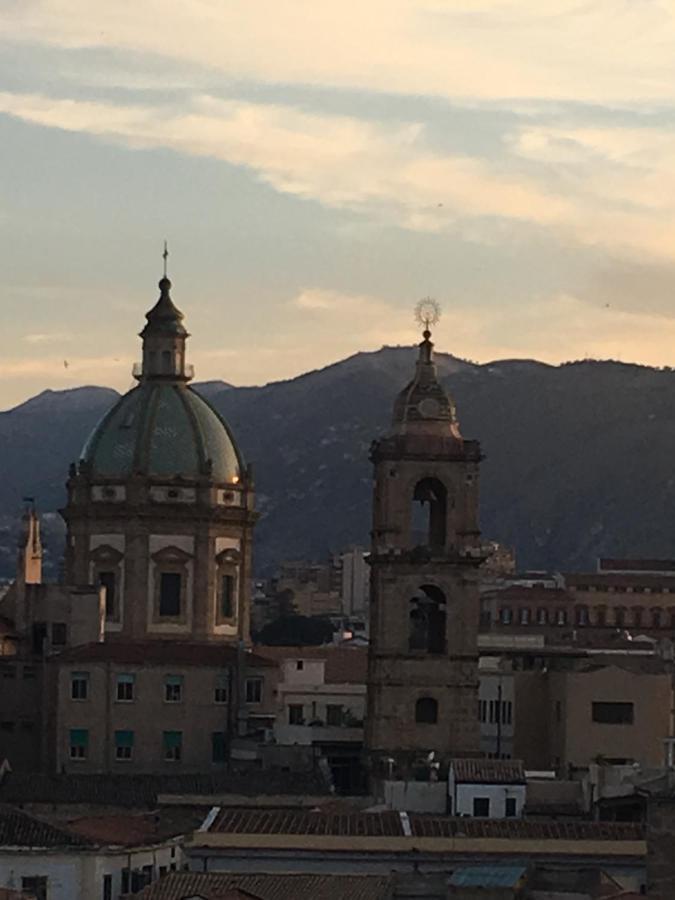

{"left": 0, "top": 804, "right": 91, "bottom": 848}
{"left": 0, "top": 772, "right": 329, "bottom": 807}
{"left": 451, "top": 758, "right": 525, "bottom": 784}
{"left": 203, "top": 807, "right": 644, "bottom": 842}
{"left": 53, "top": 641, "right": 275, "bottom": 669}
{"left": 132, "top": 873, "right": 393, "bottom": 900}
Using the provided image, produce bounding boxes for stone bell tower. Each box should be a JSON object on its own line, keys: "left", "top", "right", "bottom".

{"left": 365, "top": 315, "right": 484, "bottom": 777}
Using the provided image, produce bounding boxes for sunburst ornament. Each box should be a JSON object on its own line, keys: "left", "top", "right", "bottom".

{"left": 414, "top": 297, "right": 441, "bottom": 335}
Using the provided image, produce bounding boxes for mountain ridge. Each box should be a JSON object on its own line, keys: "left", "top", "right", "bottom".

{"left": 1, "top": 346, "right": 674, "bottom": 579}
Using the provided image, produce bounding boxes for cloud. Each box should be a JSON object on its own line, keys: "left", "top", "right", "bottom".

{"left": 0, "top": 90, "right": 574, "bottom": 234}
{"left": 23, "top": 331, "right": 72, "bottom": 344}
{"left": 5, "top": 1, "right": 675, "bottom": 106}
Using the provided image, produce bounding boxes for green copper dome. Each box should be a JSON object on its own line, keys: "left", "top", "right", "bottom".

{"left": 80, "top": 382, "right": 242, "bottom": 482}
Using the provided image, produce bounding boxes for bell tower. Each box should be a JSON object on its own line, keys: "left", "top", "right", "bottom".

{"left": 365, "top": 304, "right": 484, "bottom": 778}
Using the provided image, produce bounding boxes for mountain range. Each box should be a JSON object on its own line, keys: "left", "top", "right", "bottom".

{"left": 1, "top": 346, "right": 674, "bottom": 579}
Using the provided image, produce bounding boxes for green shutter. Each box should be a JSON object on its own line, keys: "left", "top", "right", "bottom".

{"left": 117, "top": 674, "right": 135, "bottom": 684}
{"left": 212, "top": 731, "right": 226, "bottom": 762}
{"left": 163, "top": 730, "right": 182, "bottom": 749}
{"left": 70, "top": 728, "right": 88, "bottom": 746}
{"left": 115, "top": 729, "right": 134, "bottom": 747}
{"left": 165, "top": 675, "right": 183, "bottom": 686}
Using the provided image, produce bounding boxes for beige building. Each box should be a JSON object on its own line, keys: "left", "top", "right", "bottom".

{"left": 366, "top": 323, "right": 484, "bottom": 778}
{"left": 51, "top": 642, "right": 276, "bottom": 774}
{"left": 1, "top": 267, "right": 264, "bottom": 776}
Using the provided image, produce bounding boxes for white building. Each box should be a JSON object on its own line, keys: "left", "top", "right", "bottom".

{"left": 0, "top": 806, "right": 184, "bottom": 900}
{"left": 448, "top": 759, "right": 526, "bottom": 819}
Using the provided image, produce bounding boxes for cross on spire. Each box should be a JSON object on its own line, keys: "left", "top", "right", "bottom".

{"left": 162, "top": 240, "right": 169, "bottom": 278}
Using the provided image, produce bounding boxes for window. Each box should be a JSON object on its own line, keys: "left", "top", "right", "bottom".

{"left": 502, "top": 700, "right": 512, "bottom": 725}
{"left": 415, "top": 696, "right": 438, "bottom": 724}
{"left": 220, "top": 574, "right": 235, "bottom": 618}
{"left": 164, "top": 675, "right": 183, "bottom": 703}
{"left": 22, "top": 878, "right": 47, "bottom": 900}
{"left": 1, "top": 666, "right": 15, "bottom": 679}
{"left": 478, "top": 699, "right": 487, "bottom": 722}
{"left": 159, "top": 572, "right": 182, "bottom": 617}
{"left": 103, "top": 874, "right": 112, "bottom": 900}
{"left": 22, "top": 665, "right": 36, "bottom": 679}
{"left": 556, "top": 609, "right": 567, "bottom": 626}
{"left": 652, "top": 608, "right": 663, "bottom": 628}
{"left": 51, "top": 622, "right": 67, "bottom": 645}
{"left": 575, "top": 606, "right": 588, "bottom": 626}
{"left": 505, "top": 797, "right": 517, "bottom": 818}
{"left": 296, "top": 660, "right": 304, "bottom": 670}
{"left": 500, "top": 607, "right": 512, "bottom": 625}
{"left": 212, "top": 731, "right": 227, "bottom": 763}
{"left": 633, "top": 608, "right": 643, "bottom": 627}
{"left": 326, "top": 704, "right": 343, "bottom": 727}
{"left": 163, "top": 730, "right": 182, "bottom": 762}
{"left": 21, "top": 721, "right": 35, "bottom": 733}
{"left": 245, "top": 677, "right": 263, "bottom": 704}
{"left": 592, "top": 702, "right": 634, "bottom": 725}
{"left": 114, "top": 729, "right": 134, "bottom": 761}
{"left": 32, "top": 622, "right": 47, "bottom": 654}
{"left": 409, "top": 585, "right": 447, "bottom": 654}
{"left": 116, "top": 673, "right": 135, "bottom": 702}
{"left": 519, "top": 607, "right": 530, "bottom": 625}
{"left": 214, "top": 674, "right": 229, "bottom": 704}
{"left": 98, "top": 571, "right": 117, "bottom": 618}
{"left": 536, "top": 607, "right": 547, "bottom": 625}
{"left": 615, "top": 607, "right": 625, "bottom": 627}
{"left": 596, "top": 608, "right": 606, "bottom": 627}
{"left": 411, "top": 478, "right": 447, "bottom": 549}
{"left": 71, "top": 671, "right": 89, "bottom": 700}
{"left": 288, "top": 704, "right": 304, "bottom": 725}
{"left": 473, "top": 797, "right": 490, "bottom": 817}
{"left": 69, "top": 728, "right": 88, "bottom": 760}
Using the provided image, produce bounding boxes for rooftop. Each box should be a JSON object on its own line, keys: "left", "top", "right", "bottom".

{"left": 203, "top": 807, "right": 644, "bottom": 842}
{"left": 132, "top": 873, "right": 393, "bottom": 900}
{"left": 448, "top": 866, "right": 526, "bottom": 888}
{"left": 0, "top": 804, "right": 90, "bottom": 849}
{"left": 0, "top": 772, "right": 329, "bottom": 807}
{"left": 599, "top": 558, "right": 675, "bottom": 573}
{"left": 253, "top": 645, "right": 367, "bottom": 684}
{"left": 451, "top": 759, "right": 526, "bottom": 785}
{"left": 53, "top": 641, "right": 276, "bottom": 669}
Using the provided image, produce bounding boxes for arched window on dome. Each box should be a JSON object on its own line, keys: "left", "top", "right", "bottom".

{"left": 411, "top": 478, "right": 447, "bottom": 550}
{"left": 415, "top": 696, "right": 438, "bottom": 724}
{"left": 409, "top": 585, "right": 447, "bottom": 654}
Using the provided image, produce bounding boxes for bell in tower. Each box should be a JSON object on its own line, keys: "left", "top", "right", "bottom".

{"left": 365, "top": 300, "right": 485, "bottom": 783}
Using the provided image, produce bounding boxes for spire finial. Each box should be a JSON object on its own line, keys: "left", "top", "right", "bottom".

{"left": 162, "top": 240, "right": 169, "bottom": 278}
{"left": 414, "top": 297, "right": 441, "bottom": 340}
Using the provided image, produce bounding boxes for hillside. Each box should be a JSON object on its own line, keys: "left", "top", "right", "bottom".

{"left": 1, "top": 348, "right": 674, "bottom": 578}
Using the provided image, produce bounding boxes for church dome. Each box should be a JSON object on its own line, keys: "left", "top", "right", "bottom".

{"left": 79, "top": 267, "right": 242, "bottom": 483}
{"left": 80, "top": 382, "right": 242, "bottom": 482}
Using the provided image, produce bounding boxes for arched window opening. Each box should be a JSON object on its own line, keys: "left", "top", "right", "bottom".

{"left": 536, "top": 607, "right": 547, "bottom": 626}
{"left": 161, "top": 350, "right": 172, "bottom": 373}
{"left": 416, "top": 696, "right": 438, "bottom": 724}
{"left": 410, "top": 585, "right": 447, "bottom": 654}
{"left": 411, "top": 478, "right": 447, "bottom": 549}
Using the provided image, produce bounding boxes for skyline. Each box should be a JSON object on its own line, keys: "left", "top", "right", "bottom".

{"left": 4, "top": 2, "right": 675, "bottom": 407}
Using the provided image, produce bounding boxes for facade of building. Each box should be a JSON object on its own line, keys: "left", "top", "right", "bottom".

{"left": 50, "top": 642, "right": 276, "bottom": 775}
{"left": 62, "top": 273, "right": 256, "bottom": 645}
{"left": 447, "top": 759, "right": 526, "bottom": 819}
{"left": 366, "top": 324, "right": 484, "bottom": 777}
{"left": 0, "top": 805, "right": 184, "bottom": 900}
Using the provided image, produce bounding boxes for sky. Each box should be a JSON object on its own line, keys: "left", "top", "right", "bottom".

{"left": 3, "top": 1, "right": 675, "bottom": 408}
